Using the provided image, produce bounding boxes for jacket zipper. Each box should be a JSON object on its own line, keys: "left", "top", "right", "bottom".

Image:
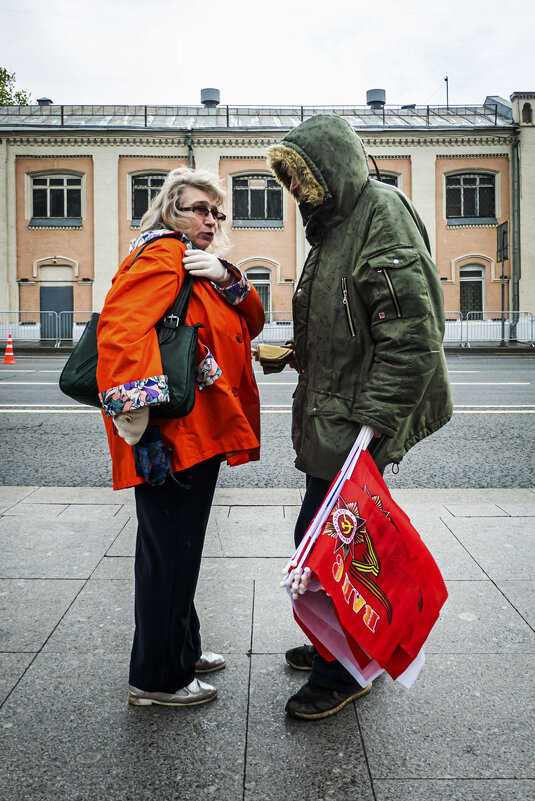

{"left": 341, "top": 277, "right": 356, "bottom": 337}
{"left": 382, "top": 269, "right": 402, "bottom": 318}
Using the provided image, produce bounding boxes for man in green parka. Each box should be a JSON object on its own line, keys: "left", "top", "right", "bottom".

{"left": 267, "top": 114, "right": 452, "bottom": 720}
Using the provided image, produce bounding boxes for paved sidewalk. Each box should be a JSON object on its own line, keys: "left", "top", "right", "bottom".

{"left": 0, "top": 485, "right": 533, "bottom": 801}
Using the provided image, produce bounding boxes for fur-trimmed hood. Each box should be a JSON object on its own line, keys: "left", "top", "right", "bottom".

{"left": 267, "top": 114, "right": 370, "bottom": 229}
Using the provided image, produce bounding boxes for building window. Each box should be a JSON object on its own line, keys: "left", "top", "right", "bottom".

{"left": 246, "top": 268, "right": 271, "bottom": 320}
{"left": 460, "top": 265, "right": 484, "bottom": 318}
{"left": 31, "top": 175, "right": 82, "bottom": 227}
{"left": 233, "top": 175, "right": 283, "bottom": 228}
{"left": 446, "top": 173, "right": 496, "bottom": 224}
{"left": 370, "top": 173, "right": 398, "bottom": 186}
{"left": 132, "top": 174, "right": 166, "bottom": 222}
{"left": 522, "top": 103, "right": 533, "bottom": 124}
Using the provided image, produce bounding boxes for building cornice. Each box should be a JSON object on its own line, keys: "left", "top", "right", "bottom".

{"left": 436, "top": 153, "right": 510, "bottom": 159}
{"left": 1, "top": 129, "right": 517, "bottom": 150}
{"left": 361, "top": 134, "right": 515, "bottom": 148}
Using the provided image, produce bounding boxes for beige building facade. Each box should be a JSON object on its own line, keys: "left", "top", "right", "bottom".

{"left": 0, "top": 92, "right": 534, "bottom": 335}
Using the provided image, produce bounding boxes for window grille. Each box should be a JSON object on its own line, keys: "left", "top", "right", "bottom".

{"left": 233, "top": 175, "right": 282, "bottom": 224}
{"left": 32, "top": 175, "right": 82, "bottom": 219}
{"left": 370, "top": 174, "right": 398, "bottom": 186}
{"left": 132, "top": 174, "right": 166, "bottom": 220}
{"left": 246, "top": 268, "right": 271, "bottom": 321}
{"left": 460, "top": 265, "right": 484, "bottom": 319}
{"left": 446, "top": 173, "right": 495, "bottom": 219}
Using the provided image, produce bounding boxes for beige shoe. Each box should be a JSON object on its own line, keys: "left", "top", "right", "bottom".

{"left": 194, "top": 651, "right": 227, "bottom": 674}
{"left": 128, "top": 678, "right": 217, "bottom": 707}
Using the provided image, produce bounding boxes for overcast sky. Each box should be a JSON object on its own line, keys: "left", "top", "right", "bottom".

{"left": 1, "top": 0, "right": 532, "bottom": 108}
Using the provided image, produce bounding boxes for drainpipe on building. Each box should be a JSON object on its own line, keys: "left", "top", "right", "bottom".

{"left": 511, "top": 127, "right": 521, "bottom": 316}
{"left": 186, "top": 130, "right": 194, "bottom": 168}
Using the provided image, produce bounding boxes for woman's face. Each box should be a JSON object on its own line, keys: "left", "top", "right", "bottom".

{"left": 178, "top": 187, "right": 221, "bottom": 250}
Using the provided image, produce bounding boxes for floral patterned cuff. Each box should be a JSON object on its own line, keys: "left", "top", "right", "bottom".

{"left": 211, "top": 260, "right": 250, "bottom": 305}
{"left": 99, "top": 375, "right": 169, "bottom": 417}
{"left": 196, "top": 348, "right": 222, "bottom": 390}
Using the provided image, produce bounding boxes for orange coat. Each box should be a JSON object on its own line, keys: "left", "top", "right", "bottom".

{"left": 96, "top": 235, "right": 264, "bottom": 490}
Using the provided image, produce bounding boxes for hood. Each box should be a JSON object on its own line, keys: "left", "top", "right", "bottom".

{"left": 267, "top": 114, "right": 370, "bottom": 230}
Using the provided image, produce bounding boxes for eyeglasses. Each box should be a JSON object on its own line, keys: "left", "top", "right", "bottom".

{"left": 178, "top": 205, "right": 226, "bottom": 222}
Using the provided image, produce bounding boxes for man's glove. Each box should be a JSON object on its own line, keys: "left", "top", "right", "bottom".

{"left": 183, "top": 249, "right": 232, "bottom": 286}
{"left": 113, "top": 406, "right": 149, "bottom": 445}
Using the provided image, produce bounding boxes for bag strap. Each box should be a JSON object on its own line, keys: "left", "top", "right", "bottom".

{"left": 128, "top": 233, "right": 194, "bottom": 329}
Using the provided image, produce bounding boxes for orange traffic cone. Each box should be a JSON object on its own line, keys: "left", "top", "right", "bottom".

{"left": 1, "top": 334, "right": 17, "bottom": 365}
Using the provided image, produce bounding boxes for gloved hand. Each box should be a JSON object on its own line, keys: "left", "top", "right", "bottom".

{"left": 113, "top": 406, "right": 149, "bottom": 445}
{"left": 182, "top": 249, "right": 232, "bottom": 286}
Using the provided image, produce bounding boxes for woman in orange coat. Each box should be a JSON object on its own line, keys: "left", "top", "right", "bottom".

{"left": 96, "top": 167, "right": 264, "bottom": 708}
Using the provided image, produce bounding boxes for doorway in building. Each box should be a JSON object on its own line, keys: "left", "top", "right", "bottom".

{"left": 40, "top": 285, "right": 73, "bottom": 340}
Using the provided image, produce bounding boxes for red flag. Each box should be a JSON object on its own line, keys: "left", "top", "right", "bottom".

{"left": 290, "top": 449, "right": 447, "bottom": 685}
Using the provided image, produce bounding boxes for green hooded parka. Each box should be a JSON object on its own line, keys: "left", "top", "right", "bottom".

{"left": 268, "top": 115, "right": 452, "bottom": 481}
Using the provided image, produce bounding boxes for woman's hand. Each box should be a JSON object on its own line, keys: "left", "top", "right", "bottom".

{"left": 183, "top": 250, "right": 233, "bottom": 287}
{"left": 113, "top": 406, "right": 149, "bottom": 445}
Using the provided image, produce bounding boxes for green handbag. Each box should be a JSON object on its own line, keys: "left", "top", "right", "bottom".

{"left": 59, "top": 238, "right": 203, "bottom": 418}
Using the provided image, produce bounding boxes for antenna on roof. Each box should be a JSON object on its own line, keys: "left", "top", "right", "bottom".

{"left": 444, "top": 76, "right": 449, "bottom": 109}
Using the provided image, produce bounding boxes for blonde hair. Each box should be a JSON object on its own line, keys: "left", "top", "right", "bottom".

{"left": 140, "top": 166, "right": 230, "bottom": 253}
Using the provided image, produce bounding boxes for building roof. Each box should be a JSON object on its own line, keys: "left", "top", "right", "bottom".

{"left": 0, "top": 102, "right": 516, "bottom": 133}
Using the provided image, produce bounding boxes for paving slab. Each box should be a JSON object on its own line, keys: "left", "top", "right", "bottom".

{"left": 0, "top": 517, "right": 122, "bottom": 579}
{"left": 415, "top": 517, "right": 486, "bottom": 581}
{"left": 0, "top": 654, "right": 34, "bottom": 705}
{"left": 43, "top": 579, "right": 133, "bottom": 654}
{"left": 252, "top": 578, "right": 305, "bottom": 654}
{"left": 57, "top": 503, "right": 125, "bottom": 521}
{"left": 214, "top": 487, "right": 302, "bottom": 506}
{"left": 1, "top": 503, "right": 68, "bottom": 517}
{"left": 216, "top": 506, "right": 295, "bottom": 557}
{"left": 443, "top": 502, "right": 510, "bottom": 517}
{"left": 105, "top": 517, "right": 136, "bottom": 557}
{"left": 244, "top": 654, "right": 375, "bottom": 801}
{"left": 0, "top": 579, "right": 84, "bottom": 651}
{"left": 91, "top": 555, "right": 134, "bottom": 579}
{"left": 425, "top": 580, "right": 535, "bottom": 654}
{"left": 357, "top": 653, "right": 535, "bottom": 779}
{"left": 0, "top": 487, "right": 37, "bottom": 505}
{"left": 391, "top": 488, "right": 535, "bottom": 506}
{"left": 0, "top": 652, "right": 248, "bottom": 801}
{"left": 444, "top": 516, "right": 534, "bottom": 581}
{"left": 26, "top": 486, "right": 134, "bottom": 505}
{"left": 374, "top": 779, "right": 535, "bottom": 801}
{"left": 497, "top": 580, "right": 535, "bottom": 628}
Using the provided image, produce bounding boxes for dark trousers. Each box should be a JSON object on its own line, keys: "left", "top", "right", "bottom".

{"left": 129, "top": 455, "right": 220, "bottom": 693}
{"left": 294, "top": 446, "right": 384, "bottom": 691}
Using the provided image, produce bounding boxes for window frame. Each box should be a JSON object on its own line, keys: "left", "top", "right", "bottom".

{"left": 130, "top": 171, "right": 168, "bottom": 226}
{"left": 459, "top": 264, "right": 485, "bottom": 317}
{"left": 245, "top": 266, "right": 272, "bottom": 321}
{"left": 445, "top": 171, "right": 497, "bottom": 226}
{"left": 231, "top": 173, "right": 284, "bottom": 228}
{"left": 370, "top": 172, "right": 399, "bottom": 188}
{"left": 28, "top": 171, "right": 84, "bottom": 228}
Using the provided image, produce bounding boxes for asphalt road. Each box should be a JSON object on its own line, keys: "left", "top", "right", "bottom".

{"left": 0, "top": 352, "right": 533, "bottom": 488}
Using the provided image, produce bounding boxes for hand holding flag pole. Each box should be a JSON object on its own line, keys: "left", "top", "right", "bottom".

{"left": 281, "top": 425, "right": 375, "bottom": 598}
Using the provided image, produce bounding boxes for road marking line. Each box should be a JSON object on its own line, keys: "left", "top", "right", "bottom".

{"left": 0, "top": 407, "right": 534, "bottom": 416}
{"left": 453, "top": 410, "right": 535, "bottom": 414}
{"left": 0, "top": 382, "right": 59, "bottom": 385}
{"left": 450, "top": 382, "right": 530, "bottom": 385}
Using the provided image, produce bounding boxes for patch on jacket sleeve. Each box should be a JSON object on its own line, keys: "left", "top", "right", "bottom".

{"left": 99, "top": 375, "right": 169, "bottom": 417}
{"left": 196, "top": 347, "right": 222, "bottom": 390}
{"left": 212, "top": 263, "right": 250, "bottom": 305}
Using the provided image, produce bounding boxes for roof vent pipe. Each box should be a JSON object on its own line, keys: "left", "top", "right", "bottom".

{"left": 366, "top": 89, "right": 386, "bottom": 109}
{"left": 201, "top": 88, "right": 220, "bottom": 108}
{"left": 36, "top": 97, "right": 53, "bottom": 106}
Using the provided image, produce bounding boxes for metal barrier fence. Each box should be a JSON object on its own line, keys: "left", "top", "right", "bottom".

{"left": 0, "top": 311, "right": 93, "bottom": 347}
{"left": 463, "top": 311, "right": 534, "bottom": 346}
{"left": 1, "top": 310, "right": 534, "bottom": 348}
{"left": 0, "top": 311, "right": 59, "bottom": 343}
